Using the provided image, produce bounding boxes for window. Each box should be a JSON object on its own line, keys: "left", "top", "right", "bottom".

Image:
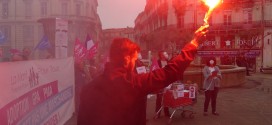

{"left": 23, "top": 25, "right": 34, "bottom": 42}
{"left": 38, "top": 25, "right": 44, "bottom": 39}
{"left": 41, "top": 2, "right": 47, "bottom": 17}
{"left": 177, "top": 16, "right": 184, "bottom": 28}
{"left": 76, "top": 4, "right": 81, "bottom": 16}
{"left": 86, "top": 3, "right": 89, "bottom": 16}
{"left": 243, "top": 9, "right": 252, "bottom": 24}
{"left": 25, "top": 1, "right": 32, "bottom": 18}
{"left": 2, "top": 2, "right": 8, "bottom": 18}
{"left": 62, "top": 3, "right": 68, "bottom": 15}
{"left": 223, "top": 10, "right": 232, "bottom": 25}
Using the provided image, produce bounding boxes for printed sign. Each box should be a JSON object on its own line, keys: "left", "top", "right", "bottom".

{"left": 189, "top": 86, "right": 196, "bottom": 99}
{"left": 136, "top": 66, "right": 147, "bottom": 74}
{"left": 55, "top": 18, "right": 68, "bottom": 59}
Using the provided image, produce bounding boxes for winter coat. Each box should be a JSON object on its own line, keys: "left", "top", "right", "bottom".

{"left": 77, "top": 44, "right": 197, "bottom": 125}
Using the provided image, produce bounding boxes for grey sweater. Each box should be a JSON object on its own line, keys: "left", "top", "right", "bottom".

{"left": 202, "top": 66, "right": 222, "bottom": 90}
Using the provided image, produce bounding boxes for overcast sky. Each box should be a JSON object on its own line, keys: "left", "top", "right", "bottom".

{"left": 97, "top": 0, "right": 146, "bottom": 29}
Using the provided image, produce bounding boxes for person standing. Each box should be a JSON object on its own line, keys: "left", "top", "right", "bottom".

{"left": 203, "top": 58, "right": 222, "bottom": 116}
{"left": 236, "top": 54, "right": 250, "bottom": 76}
{"left": 155, "top": 50, "right": 170, "bottom": 117}
{"left": 74, "top": 62, "right": 87, "bottom": 115}
{"left": 77, "top": 25, "right": 208, "bottom": 125}
{"left": 134, "top": 52, "right": 149, "bottom": 122}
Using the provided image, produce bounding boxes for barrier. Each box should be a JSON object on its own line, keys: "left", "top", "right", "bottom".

{"left": 183, "top": 65, "right": 246, "bottom": 88}
{"left": 0, "top": 57, "right": 75, "bottom": 125}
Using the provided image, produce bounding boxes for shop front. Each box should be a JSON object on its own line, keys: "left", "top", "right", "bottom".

{"left": 197, "top": 49, "right": 261, "bottom": 71}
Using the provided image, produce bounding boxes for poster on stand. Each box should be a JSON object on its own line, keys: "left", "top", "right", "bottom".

{"left": 55, "top": 18, "right": 68, "bottom": 59}
{"left": 189, "top": 86, "right": 196, "bottom": 99}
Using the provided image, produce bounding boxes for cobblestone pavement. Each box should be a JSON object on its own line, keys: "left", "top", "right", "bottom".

{"left": 65, "top": 73, "right": 272, "bottom": 125}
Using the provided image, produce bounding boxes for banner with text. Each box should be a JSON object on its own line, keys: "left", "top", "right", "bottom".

{"left": 0, "top": 57, "right": 75, "bottom": 125}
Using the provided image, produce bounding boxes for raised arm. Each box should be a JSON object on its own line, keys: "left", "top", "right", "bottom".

{"left": 135, "top": 25, "right": 209, "bottom": 93}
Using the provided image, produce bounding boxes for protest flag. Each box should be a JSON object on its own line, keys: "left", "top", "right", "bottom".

{"left": 85, "top": 34, "right": 94, "bottom": 50}
{"left": 149, "top": 57, "right": 160, "bottom": 71}
{"left": 0, "top": 30, "right": 7, "bottom": 44}
{"left": 34, "top": 35, "right": 52, "bottom": 50}
{"left": 88, "top": 43, "right": 98, "bottom": 59}
{"left": 74, "top": 38, "right": 87, "bottom": 64}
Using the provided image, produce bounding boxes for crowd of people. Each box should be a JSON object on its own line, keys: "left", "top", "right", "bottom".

{"left": 74, "top": 56, "right": 106, "bottom": 115}
{"left": 0, "top": 47, "right": 55, "bottom": 62}
{"left": 155, "top": 50, "right": 170, "bottom": 118}
{"left": 76, "top": 25, "right": 209, "bottom": 125}
{"left": 4, "top": 23, "right": 250, "bottom": 124}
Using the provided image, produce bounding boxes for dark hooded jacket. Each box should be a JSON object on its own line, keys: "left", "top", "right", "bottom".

{"left": 77, "top": 44, "right": 197, "bottom": 125}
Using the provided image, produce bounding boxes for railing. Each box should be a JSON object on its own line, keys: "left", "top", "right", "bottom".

{"left": 138, "top": 20, "right": 272, "bottom": 35}
{"left": 175, "top": 21, "right": 270, "bottom": 31}
{"left": 206, "top": 22, "right": 263, "bottom": 31}
{"left": 52, "top": 15, "right": 98, "bottom": 23}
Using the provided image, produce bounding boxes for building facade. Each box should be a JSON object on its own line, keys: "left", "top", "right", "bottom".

{"left": 135, "top": 0, "right": 272, "bottom": 71}
{"left": 0, "top": 0, "right": 102, "bottom": 61}
{"left": 101, "top": 27, "right": 136, "bottom": 54}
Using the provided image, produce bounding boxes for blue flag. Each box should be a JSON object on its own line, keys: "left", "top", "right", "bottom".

{"left": 34, "top": 36, "right": 52, "bottom": 50}
{"left": 0, "top": 30, "right": 7, "bottom": 44}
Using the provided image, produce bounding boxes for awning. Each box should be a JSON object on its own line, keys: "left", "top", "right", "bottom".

{"left": 197, "top": 49, "right": 261, "bottom": 58}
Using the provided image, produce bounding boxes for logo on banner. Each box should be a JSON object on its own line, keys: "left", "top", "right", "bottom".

{"left": 29, "top": 67, "right": 39, "bottom": 88}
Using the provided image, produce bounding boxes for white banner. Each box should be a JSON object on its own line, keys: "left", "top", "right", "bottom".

{"left": 0, "top": 57, "right": 75, "bottom": 125}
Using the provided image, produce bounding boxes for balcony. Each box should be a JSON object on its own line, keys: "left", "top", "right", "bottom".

{"left": 222, "top": 0, "right": 255, "bottom": 9}
{"left": 206, "top": 21, "right": 262, "bottom": 31}
{"left": 53, "top": 15, "right": 98, "bottom": 23}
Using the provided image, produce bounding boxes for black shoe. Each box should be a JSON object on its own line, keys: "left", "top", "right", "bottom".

{"left": 212, "top": 112, "right": 219, "bottom": 116}
{"left": 203, "top": 112, "right": 208, "bottom": 116}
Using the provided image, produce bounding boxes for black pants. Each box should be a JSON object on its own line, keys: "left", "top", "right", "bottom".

{"left": 156, "top": 93, "right": 170, "bottom": 116}
{"left": 204, "top": 87, "right": 219, "bottom": 113}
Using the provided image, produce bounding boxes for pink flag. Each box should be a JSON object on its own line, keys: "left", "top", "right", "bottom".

{"left": 149, "top": 57, "right": 160, "bottom": 71}
{"left": 87, "top": 43, "right": 98, "bottom": 59}
{"left": 74, "top": 39, "right": 87, "bottom": 64}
